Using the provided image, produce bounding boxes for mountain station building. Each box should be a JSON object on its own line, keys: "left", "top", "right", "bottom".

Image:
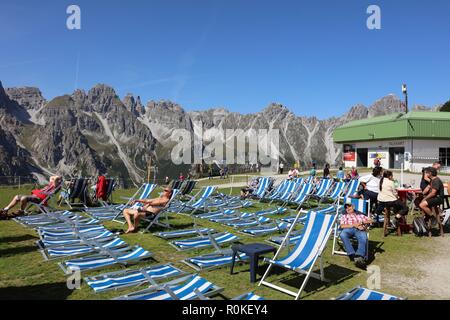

{"left": 333, "top": 112, "right": 450, "bottom": 173}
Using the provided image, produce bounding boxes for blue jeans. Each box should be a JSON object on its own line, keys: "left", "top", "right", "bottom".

{"left": 340, "top": 228, "right": 368, "bottom": 258}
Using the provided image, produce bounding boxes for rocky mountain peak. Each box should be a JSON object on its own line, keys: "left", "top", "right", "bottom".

{"left": 5, "top": 86, "right": 46, "bottom": 111}
{"left": 368, "top": 94, "right": 404, "bottom": 117}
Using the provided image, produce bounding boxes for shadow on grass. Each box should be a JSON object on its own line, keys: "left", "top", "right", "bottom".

{"left": 260, "top": 264, "right": 358, "bottom": 298}
{"left": 0, "top": 245, "right": 37, "bottom": 257}
{"left": 0, "top": 282, "right": 73, "bottom": 300}
{"left": 0, "top": 234, "right": 38, "bottom": 243}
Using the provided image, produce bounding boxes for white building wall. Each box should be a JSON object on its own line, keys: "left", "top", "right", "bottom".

{"left": 342, "top": 139, "right": 450, "bottom": 173}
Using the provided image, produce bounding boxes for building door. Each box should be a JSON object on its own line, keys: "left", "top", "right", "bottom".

{"left": 357, "top": 148, "right": 368, "bottom": 167}
{"left": 389, "top": 147, "right": 405, "bottom": 169}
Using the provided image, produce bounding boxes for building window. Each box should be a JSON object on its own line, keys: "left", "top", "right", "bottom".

{"left": 439, "top": 148, "right": 450, "bottom": 167}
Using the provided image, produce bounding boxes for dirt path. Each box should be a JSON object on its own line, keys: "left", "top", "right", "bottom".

{"left": 383, "top": 236, "right": 450, "bottom": 299}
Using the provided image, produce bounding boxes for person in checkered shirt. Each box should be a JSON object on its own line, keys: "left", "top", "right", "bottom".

{"left": 339, "top": 203, "right": 373, "bottom": 269}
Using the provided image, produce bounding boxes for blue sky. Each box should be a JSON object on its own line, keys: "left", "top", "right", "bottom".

{"left": 1, "top": 0, "right": 449, "bottom": 118}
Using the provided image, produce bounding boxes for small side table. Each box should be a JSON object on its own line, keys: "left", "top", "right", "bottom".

{"left": 230, "top": 243, "right": 276, "bottom": 283}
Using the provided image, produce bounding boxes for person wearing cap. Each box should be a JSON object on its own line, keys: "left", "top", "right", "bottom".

{"left": 122, "top": 187, "right": 173, "bottom": 233}
{"left": 339, "top": 203, "right": 373, "bottom": 269}
{"left": 419, "top": 167, "right": 445, "bottom": 229}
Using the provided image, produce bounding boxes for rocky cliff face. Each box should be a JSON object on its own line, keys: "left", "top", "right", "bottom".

{"left": 0, "top": 79, "right": 434, "bottom": 183}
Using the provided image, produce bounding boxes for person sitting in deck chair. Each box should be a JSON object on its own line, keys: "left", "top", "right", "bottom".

{"left": 123, "top": 187, "right": 173, "bottom": 233}
{"left": 339, "top": 203, "right": 373, "bottom": 270}
{"left": 0, "top": 176, "right": 62, "bottom": 219}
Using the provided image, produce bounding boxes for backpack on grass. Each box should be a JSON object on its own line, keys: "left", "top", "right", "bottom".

{"left": 412, "top": 217, "right": 429, "bottom": 237}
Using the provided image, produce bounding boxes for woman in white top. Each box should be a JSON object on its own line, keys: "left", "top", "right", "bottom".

{"left": 375, "top": 170, "right": 408, "bottom": 223}
{"left": 359, "top": 167, "right": 383, "bottom": 213}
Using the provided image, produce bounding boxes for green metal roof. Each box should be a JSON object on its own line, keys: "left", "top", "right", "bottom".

{"left": 333, "top": 111, "right": 450, "bottom": 143}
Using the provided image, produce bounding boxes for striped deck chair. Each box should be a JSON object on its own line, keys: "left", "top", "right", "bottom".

{"left": 197, "top": 209, "right": 236, "bottom": 220}
{"left": 154, "top": 228, "right": 215, "bottom": 240}
{"left": 38, "top": 224, "right": 106, "bottom": 239}
{"left": 251, "top": 177, "right": 271, "bottom": 199}
{"left": 113, "top": 274, "right": 223, "bottom": 300}
{"left": 40, "top": 236, "right": 127, "bottom": 260}
{"left": 183, "top": 250, "right": 249, "bottom": 271}
{"left": 342, "top": 179, "right": 360, "bottom": 199}
{"left": 141, "top": 189, "right": 181, "bottom": 232}
{"left": 267, "top": 229, "right": 304, "bottom": 247}
{"left": 170, "top": 232, "right": 239, "bottom": 251}
{"left": 284, "top": 183, "right": 314, "bottom": 209}
{"left": 241, "top": 221, "right": 291, "bottom": 236}
{"left": 58, "top": 245, "right": 152, "bottom": 275}
{"left": 85, "top": 264, "right": 187, "bottom": 293}
{"left": 333, "top": 286, "right": 404, "bottom": 300}
{"left": 226, "top": 216, "right": 271, "bottom": 228}
{"left": 14, "top": 210, "right": 78, "bottom": 228}
{"left": 269, "top": 181, "right": 297, "bottom": 204}
{"left": 232, "top": 292, "right": 265, "bottom": 300}
{"left": 259, "top": 211, "right": 337, "bottom": 299}
{"left": 308, "top": 179, "right": 333, "bottom": 202}
{"left": 88, "top": 183, "right": 157, "bottom": 221}
{"left": 332, "top": 198, "right": 370, "bottom": 258}
{"left": 23, "top": 184, "right": 62, "bottom": 214}
{"left": 38, "top": 229, "right": 115, "bottom": 248}
{"left": 319, "top": 181, "right": 346, "bottom": 204}
{"left": 261, "top": 180, "right": 288, "bottom": 202}
{"left": 28, "top": 215, "right": 100, "bottom": 229}
{"left": 304, "top": 176, "right": 315, "bottom": 184}
{"left": 176, "top": 186, "right": 217, "bottom": 215}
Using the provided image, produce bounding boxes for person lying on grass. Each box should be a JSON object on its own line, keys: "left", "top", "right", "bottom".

{"left": 0, "top": 176, "right": 62, "bottom": 219}
{"left": 123, "top": 187, "right": 173, "bottom": 233}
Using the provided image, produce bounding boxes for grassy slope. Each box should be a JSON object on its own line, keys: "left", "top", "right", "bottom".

{"left": 0, "top": 186, "right": 435, "bottom": 300}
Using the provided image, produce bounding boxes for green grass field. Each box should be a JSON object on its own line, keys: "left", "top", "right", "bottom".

{"left": 0, "top": 186, "right": 442, "bottom": 300}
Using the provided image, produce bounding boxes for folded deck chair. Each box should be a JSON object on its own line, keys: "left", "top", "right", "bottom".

{"left": 241, "top": 221, "right": 291, "bottom": 236}
{"left": 333, "top": 286, "right": 404, "bottom": 300}
{"left": 41, "top": 236, "right": 127, "bottom": 260}
{"left": 332, "top": 198, "right": 370, "bottom": 259}
{"left": 233, "top": 292, "right": 265, "bottom": 300}
{"left": 85, "top": 264, "right": 187, "bottom": 293}
{"left": 226, "top": 216, "right": 271, "bottom": 228}
{"left": 38, "top": 229, "right": 114, "bottom": 248}
{"left": 154, "top": 228, "right": 215, "bottom": 240}
{"left": 38, "top": 224, "right": 107, "bottom": 239}
{"left": 183, "top": 249, "right": 249, "bottom": 271}
{"left": 59, "top": 245, "right": 152, "bottom": 275}
{"left": 113, "top": 274, "right": 223, "bottom": 300}
{"left": 14, "top": 210, "right": 77, "bottom": 227}
{"left": 170, "top": 232, "right": 239, "bottom": 251}
{"left": 197, "top": 209, "right": 236, "bottom": 219}
{"left": 259, "top": 210, "right": 337, "bottom": 299}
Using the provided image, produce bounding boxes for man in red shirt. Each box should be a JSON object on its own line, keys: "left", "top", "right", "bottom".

{"left": 339, "top": 203, "right": 373, "bottom": 269}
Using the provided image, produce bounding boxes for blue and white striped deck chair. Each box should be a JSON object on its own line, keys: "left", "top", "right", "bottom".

{"left": 251, "top": 177, "right": 271, "bottom": 199}
{"left": 38, "top": 229, "right": 115, "bottom": 248}
{"left": 285, "top": 183, "right": 314, "bottom": 209}
{"left": 227, "top": 216, "right": 271, "bottom": 228}
{"left": 113, "top": 274, "right": 223, "bottom": 300}
{"left": 261, "top": 180, "right": 288, "bottom": 202}
{"left": 170, "top": 232, "right": 239, "bottom": 251}
{"left": 40, "top": 236, "right": 127, "bottom": 260}
{"left": 232, "top": 292, "right": 265, "bottom": 300}
{"left": 305, "top": 176, "right": 315, "bottom": 184}
{"left": 269, "top": 180, "right": 297, "bottom": 204}
{"left": 88, "top": 183, "right": 156, "bottom": 217}
{"left": 95, "top": 183, "right": 158, "bottom": 222}
{"left": 196, "top": 209, "right": 236, "bottom": 220}
{"left": 183, "top": 250, "right": 249, "bottom": 271}
{"left": 177, "top": 186, "right": 217, "bottom": 215}
{"left": 38, "top": 225, "right": 107, "bottom": 240}
{"left": 342, "top": 179, "right": 360, "bottom": 199}
{"left": 59, "top": 245, "right": 152, "bottom": 275}
{"left": 308, "top": 179, "right": 333, "bottom": 202}
{"left": 85, "top": 264, "right": 187, "bottom": 293}
{"left": 141, "top": 189, "right": 181, "bottom": 232}
{"left": 242, "top": 221, "right": 291, "bottom": 236}
{"left": 154, "top": 228, "right": 215, "bottom": 240}
{"left": 259, "top": 211, "right": 337, "bottom": 300}
{"left": 334, "top": 286, "right": 404, "bottom": 300}
{"left": 332, "top": 197, "right": 370, "bottom": 258}
{"left": 320, "top": 181, "right": 346, "bottom": 204}
{"left": 268, "top": 229, "right": 304, "bottom": 247}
